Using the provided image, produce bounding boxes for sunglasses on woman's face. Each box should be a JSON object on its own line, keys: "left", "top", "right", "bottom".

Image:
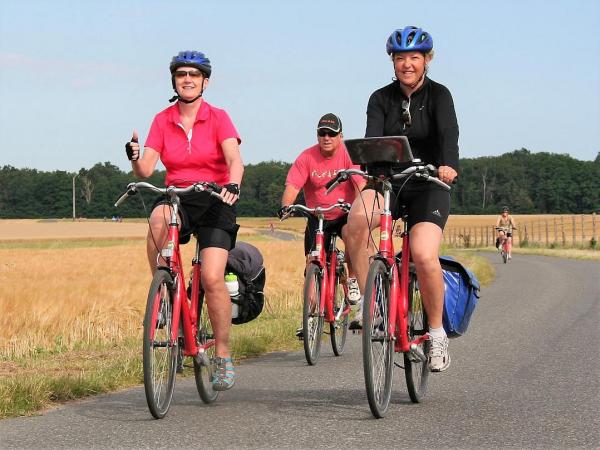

{"left": 401, "top": 100, "right": 411, "bottom": 128}
{"left": 174, "top": 70, "right": 203, "bottom": 79}
{"left": 317, "top": 129, "right": 340, "bottom": 137}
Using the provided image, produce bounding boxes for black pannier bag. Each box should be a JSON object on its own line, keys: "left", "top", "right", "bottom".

{"left": 226, "top": 242, "right": 266, "bottom": 325}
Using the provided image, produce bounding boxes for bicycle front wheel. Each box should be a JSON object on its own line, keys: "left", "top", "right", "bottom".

{"left": 303, "top": 263, "right": 324, "bottom": 365}
{"left": 330, "top": 264, "right": 349, "bottom": 356}
{"left": 502, "top": 249, "right": 508, "bottom": 264}
{"left": 143, "top": 269, "right": 177, "bottom": 419}
{"left": 193, "top": 292, "right": 219, "bottom": 403}
{"left": 362, "top": 260, "right": 393, "bottom": 418}
{"left": 404, "top": 272, "right": 429, "bottom": 403}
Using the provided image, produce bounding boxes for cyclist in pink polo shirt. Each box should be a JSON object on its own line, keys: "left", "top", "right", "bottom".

{"left": 278, "top": 113, "right": 365, "bottom": 337}
{"left": 124, "top": 50, "right": 243, "bottom": 391}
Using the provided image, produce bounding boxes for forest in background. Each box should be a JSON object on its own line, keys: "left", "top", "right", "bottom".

{"left": 0, "top": 149, "right": 598, "bottom": 219}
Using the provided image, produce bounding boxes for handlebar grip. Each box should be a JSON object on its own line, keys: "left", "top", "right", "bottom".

{"left": 207, "top": 182, "right": 223, "bottom": 192}
{"left": 325, "top": 172, "right": 348, "bottom": 194}
{"left": 325, "top": 176, "right": 339, "bottom": 190}
{"left": 114, "top": 189, "right": 137, "bottom": 207}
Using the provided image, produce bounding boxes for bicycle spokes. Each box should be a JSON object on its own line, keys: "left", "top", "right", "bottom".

{"left": 303, "top": 264, "right": 324, "bottom": 365}
{"left": 363, "top": 261, "right": 393, "bottom": 418}
{"left": 144, "top": 271, "right": 177, "bottom": 419}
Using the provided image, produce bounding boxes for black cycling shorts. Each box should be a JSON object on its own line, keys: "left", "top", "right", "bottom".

{"left": 152, "top": 191, "right": 239, "bottom": 250}
{"left": 304, "top": 214, "right": 348, "bottom": 255}
{"left": 362, "top": 182, "right": 450, "bottom": 230}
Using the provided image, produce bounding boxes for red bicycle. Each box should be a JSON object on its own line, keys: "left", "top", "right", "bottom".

{"left": 280, "top": 201, "right": 352, "bottom": 365}
{"left": 327, "top": 136, "right": 451, "bottom": 418}
{"left": 115, "top": 181, "right": 225, "bottom": 419}
{"left": 495, "top": 226, "right": 515, "bottom": 263}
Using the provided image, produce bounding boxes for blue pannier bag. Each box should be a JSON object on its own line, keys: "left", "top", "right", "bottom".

{"left": 440, "top": 256, "right": 480, "bottom": 338}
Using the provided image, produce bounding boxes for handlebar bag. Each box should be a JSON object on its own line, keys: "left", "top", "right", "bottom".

{"left": 439, "top": 256, "right": 480, "bottom": 338}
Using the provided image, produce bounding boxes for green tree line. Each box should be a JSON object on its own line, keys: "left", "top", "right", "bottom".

{"left": 0, "top": 149, "right": 597, "bottom": 219}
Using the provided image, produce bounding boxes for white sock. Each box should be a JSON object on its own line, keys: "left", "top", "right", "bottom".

{"left": 429, "top": 326, "right": 446, "bottom": 338}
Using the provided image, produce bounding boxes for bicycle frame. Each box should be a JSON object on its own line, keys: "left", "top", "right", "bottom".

{"left": 308, "top": 215, "right": 350, "bottom": 324}
{"left": 373, "top": 181, "right": 428, "bottom": 355}
{"left": 139, "top": 190, "right": 214, "bottom": 361}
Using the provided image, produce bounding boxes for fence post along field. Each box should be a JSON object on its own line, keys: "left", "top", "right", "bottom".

{"left": 443, "top": 214, "right": 598, "bottom": 250}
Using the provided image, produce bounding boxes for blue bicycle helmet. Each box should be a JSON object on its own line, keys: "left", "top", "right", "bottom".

{"left": 386, "top": 26, "right": 433, "bottom": 55}
{"left": 169, "top": 50, "right": 211, "bottom": 78}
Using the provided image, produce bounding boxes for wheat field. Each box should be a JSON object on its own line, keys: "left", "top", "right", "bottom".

{"left": 0, "top": 220, "right": 306, "bottom": 359}
{"left": 1, "top": 214, "right": 595, "bottom": 359}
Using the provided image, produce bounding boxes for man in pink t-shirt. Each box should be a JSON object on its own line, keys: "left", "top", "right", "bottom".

{"left": 279, "top": 113, "right": 365, "bottom": 337}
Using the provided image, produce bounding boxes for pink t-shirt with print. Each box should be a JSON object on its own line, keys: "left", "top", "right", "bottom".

{"left": 286, "top": 143, "right": 361, "bottom": 220}
{"left": 145, "top": 100, "right": 240, "bottom": 186}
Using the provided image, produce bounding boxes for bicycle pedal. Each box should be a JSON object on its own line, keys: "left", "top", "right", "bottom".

{"left": 194, "top": 352, "right": 211, "bottom": 367}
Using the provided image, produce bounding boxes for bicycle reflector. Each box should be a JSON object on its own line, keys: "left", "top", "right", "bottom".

{"left": 161, "top": 241, "right": 175, "bottom": 259}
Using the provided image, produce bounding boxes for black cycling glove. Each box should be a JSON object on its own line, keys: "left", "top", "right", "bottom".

{"left": 277, "top": 206, "right": 290, "bottom": 219}
{"left": 224, "top": 183, "right": 240, "bottom": 195}
{"left": 125, "top": 136, "right": 139, "bottom": 161}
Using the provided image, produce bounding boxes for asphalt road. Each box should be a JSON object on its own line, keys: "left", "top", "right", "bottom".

{"left": 1, "top": 253, "right": 598, "bottom": 449}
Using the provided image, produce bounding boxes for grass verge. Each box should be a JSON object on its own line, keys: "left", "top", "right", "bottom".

{"left": 0, "top": 295, "right": 303, "bottom": 419}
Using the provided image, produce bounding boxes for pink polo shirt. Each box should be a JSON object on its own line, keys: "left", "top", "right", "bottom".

{"left": 145, "top": 100, "right": 241, "bottom": 186}
{"left": 286, "top": 143, "right": 361, "bottom": 220}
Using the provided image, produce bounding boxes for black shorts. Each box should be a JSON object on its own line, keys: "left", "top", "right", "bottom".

{"left": 152, "top": 191, "right": 239, "bottom": 250}
{"left": 304, "top": 214, "right": 348, "bottom": 255}
{"left": 363, "top": 182, "right": 450, "bottom": 230}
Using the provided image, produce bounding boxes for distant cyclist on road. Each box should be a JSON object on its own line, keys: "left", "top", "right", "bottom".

{"left": 344, "top": 26, "right": 459, "bottom": 372}
{"left": 124, "top": 50, "right": 243, "bottom": 391}
{"left": 495, "top": 206, "right": 517, "bottom": 259}
{"left": 278, "top": 113, "right": 365, "bottom": 337}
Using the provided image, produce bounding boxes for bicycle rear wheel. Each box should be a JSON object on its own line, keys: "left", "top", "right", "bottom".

{"left": 303, "top": 263, "right": 324, "bottom": 365}
{"left": 362, "top": 260, "right": 393, "bottom": 418}
{"left": 404, "top": 272, "right": 429, "bottom": 403}
{"left": 330, "top": 264, "right": 349, "bottom": 356}
{"left": 143, "top": 269, "right": 177, "bottom": 419}
{"left": 193, "top": 292, "right": 220, "bottom": 403}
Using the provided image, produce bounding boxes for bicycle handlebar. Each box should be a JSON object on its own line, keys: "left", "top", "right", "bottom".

{"left": 280, "top": 201, "right": 352, "bottom": 221}
{"left": 325, "top": 164, "right": 451, "bottom": 194}
{"left": 495, "top": 226, "right": 517, "bottom": 232}
{"left": 114, "top": 181, "right": 224, "bottom": 207}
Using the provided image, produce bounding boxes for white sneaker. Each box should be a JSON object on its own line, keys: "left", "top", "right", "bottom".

{"left": 347, "top": 278, "right": 361, "bottom": 305}
{"left": 428, "top": 335, "right": 451, "bottom": 372}
{"left": 349, "top": 296, "right": 363, "bottom": 330}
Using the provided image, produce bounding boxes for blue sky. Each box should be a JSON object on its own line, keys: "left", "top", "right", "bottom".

{"left": 1, "top": 0, "right": 599, "bottom": 173}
